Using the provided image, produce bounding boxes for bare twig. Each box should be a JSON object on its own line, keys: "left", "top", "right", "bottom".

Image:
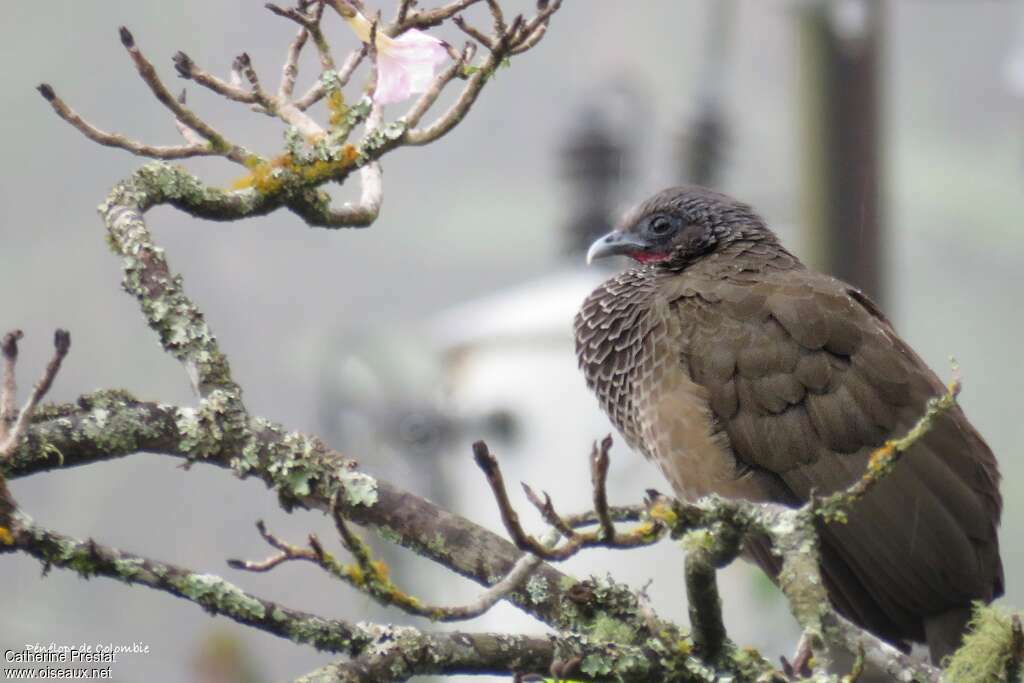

{"left": 233, "top": 52, "right": 273, "bottom": 111}
{"left": 486, "top": 0, "right": 507, "bottom": 35}
{"left": 269, "top": 2, "right": 335, "bottom": 71}
{"left": 36, "top": 84, "right": 213, "bottom": 160}
{"left": 0, "top": 331, "right": 70, "bottom": 457}
{"left": 172, "top": 53, "right": 327, "bottom": 138}
{"left": 173, "top": 51, "right": 259, "bottom": 106}
{"left": 590, "top": 435, "right": 615, "bottom": 543}
{"left": 173, "top": 90, "right": 208, "bottom": 147}
{"left": 509, "top": 0, "right": 561, "bottom": 53}
{"left": 232, "top": 504, "right": 543, "bottom": 623}
{"left": 394, "top": 0, "right": 417, "bottom": 24}
{"left": 294, "top": 47, "right": 366, "bottom": 112}
{"left": 118, "top": 27, "right": 255, "bottom": 165}
{"left": 279, "top": 26, "right": 310, "bottom": 100}
{"left": 473, "top": 440, "right": 664, "bottom": 562}
{"left": 394, "top": 0, "right": 484, "bottom": 33}
{"left": 0, "top": 331, "right": 24, "bottom": 441}
{"left": 522, "top": 482, "right": 577, "bottom": 541}
{"left": 452, "top": 16, "right": 494, "bottom": 50}
{"left": 266, "top": 3, "right": 317, "bottom": 29}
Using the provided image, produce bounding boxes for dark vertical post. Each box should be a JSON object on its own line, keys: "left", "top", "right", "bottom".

{"left": 560, "top": 108, "right": 628, "bottom": 257}
{"left": 677, "top": 0, "right": 734, "bottom": 189}
{"left": 798, "top": 1, "right": 884, "bottom": 302}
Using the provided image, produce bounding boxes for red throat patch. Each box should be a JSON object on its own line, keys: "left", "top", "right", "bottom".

{"left": 631, "top": 251, "right": 671, "bottom": 264}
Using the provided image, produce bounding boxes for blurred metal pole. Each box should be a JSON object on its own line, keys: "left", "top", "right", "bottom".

{"left": 560, "top": 107, "right": 628, "bottom": 257}
{"left": 678, "top": 0, "right": 735, "bottom": 188}
{"left": 798, "top": 0, "right": 884, "bottom": 303}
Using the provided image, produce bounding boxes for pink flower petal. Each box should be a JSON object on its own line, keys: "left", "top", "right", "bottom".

{"left": 343, "top": 11, "right": 451, "bottom": 105}
{"left": 375, "top": 52, "right": 413, "bottom": 105}
{"left": 374, "top": 30, "right": 449, "bottom": 105}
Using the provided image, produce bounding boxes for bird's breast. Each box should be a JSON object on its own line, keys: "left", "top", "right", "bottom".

{"left": 636, "top": 310, "right": 775, "bottom": 503}
{"left": 576, "top": 273, "right": 774, "bottom": 504}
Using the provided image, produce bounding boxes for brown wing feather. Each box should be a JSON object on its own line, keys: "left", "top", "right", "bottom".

{"left": 678, "top": 269, "right": 1003, "bottom": 644}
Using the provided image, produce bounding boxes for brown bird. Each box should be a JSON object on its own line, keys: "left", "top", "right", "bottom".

{"left": 575, "top": 186, "right": 1002, "bottom": 663}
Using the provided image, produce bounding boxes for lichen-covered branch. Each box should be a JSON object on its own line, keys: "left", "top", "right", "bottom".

{"left": 682, "top": 519, "right": 743, "bottom": 663}
{"left": 0, "top": 510, "right": 372, "bottom": 652}
{"left": 0, "top": 505, "right": 670, "bottom": 681}
{"left": 3, "top": 368, "right": 986, "bottom": 681}
{"left": 1, "top": 398, "right": 660, "bottom": 647}
{"left": 23, "top": 2, "right": 1019, "bottom": 681}
{"left": 39, "top": 0, "right": 563, "bottom": 231}
{"left": 99, "top": 171, "right": 248, "bottom": 431}
{"left": 230, "top": 511, "right": 545, "bottom": 623}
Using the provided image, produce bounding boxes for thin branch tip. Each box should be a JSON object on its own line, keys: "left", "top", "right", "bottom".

{"left": 172, "top": 51, "right": 193, "bottom": 78}
{"left": 37, "top": 84, "right": 56, "bottom": 101}
{"left": 471, "top": 440, "right": 493, "bottom": 467}
{"left": 118, "top": 26, "right": 135, "bottom": 49}
{"left": 2, "top": 331, "right": 23, "bottom": 359}
{"left": 53, "top": 330, "right": 71, "bottom": 356}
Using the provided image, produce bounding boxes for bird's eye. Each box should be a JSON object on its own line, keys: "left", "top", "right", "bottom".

{"left": 649, "top": 215, "right": 674, "bottom": 236}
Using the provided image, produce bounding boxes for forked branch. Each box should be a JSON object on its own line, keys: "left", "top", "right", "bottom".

{"left": 38, "top": 0, "right": 563, "bottom": 230}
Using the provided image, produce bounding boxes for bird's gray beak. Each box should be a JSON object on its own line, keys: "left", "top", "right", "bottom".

{"left": 586, "top": 231, "right": 646, "bottom": 265}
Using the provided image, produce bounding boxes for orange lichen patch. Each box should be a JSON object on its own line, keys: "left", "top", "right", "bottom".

{"left": 370, "top": 559, "right": 390, "bottom": 580}
{"left": 231, "top": 153, "right": 295, "bottom": 193}
{"left": 327, "top": 90, "right": 347, "bottom": 128}
{"left": 341, "top": 562, "right": 365, "bottom": 585}
{"left": 294, "top": 145, "right": 360, "bottom": 185}
{"left": 0, "top": 526, "right": 14, "bottom": 545}
{"left": 230, "top": 145, "right": 360, "bottom": 194}
{"left": 867, "top": 442, "right": 896, "bottom": 473}
{"left": 647, "top": 499, "right": 678, "bottom": 528}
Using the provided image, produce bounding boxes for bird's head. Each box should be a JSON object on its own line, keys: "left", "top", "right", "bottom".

{"left": 585, "top": 185, "right": 773, "bottom": 269}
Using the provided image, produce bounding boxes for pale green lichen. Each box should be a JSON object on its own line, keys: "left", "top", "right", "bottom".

{"left": 112, "top": 557, "right": 146, "bottom": 580}
{"left": 376, "top": 525, "right": 402, "bottom": 545}
{"left": 45, "top": 538, "right": 100, "bottom": 577}
{"left": 580, "top": 651, "right": 613, "bottom": 677}
{"left": 943, "top": 605, "right": 1021, "bottom": 681}
{"left": 174, "top": 390, "right": 246, "bottom": 460}
{"left": 588, "top": 612, "right": 638, "bottom": 646}
{"left": 339, "top": 470, "right": 378, "bottom": 507}
{"left": 425, "top": 531, "right": 447, "bottom": 556}
{"left": 356, "top": 120, "right": 405, "bottom": 164}
{"left": 281, "top": 614, "right": 364, "bottom": 652}
{"left": 77, "top": 405, "right": 149, "bottom": 454}
{"left": 170, "top": 573, "right": 266, "bottom": 621}
{"left": 526, "top": 575, "right": 549, "bottom": 605}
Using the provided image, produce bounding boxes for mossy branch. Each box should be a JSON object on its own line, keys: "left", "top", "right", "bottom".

{"left": 2, "top": 397, "right": 682, "bottom": 674}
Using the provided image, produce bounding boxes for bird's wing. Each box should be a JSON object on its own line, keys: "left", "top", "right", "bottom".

{"left": 672, "top": 269, "right": 1002, "bottom": 640}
